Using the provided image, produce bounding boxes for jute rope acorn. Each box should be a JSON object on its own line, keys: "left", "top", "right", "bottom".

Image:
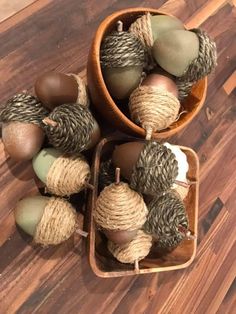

{"left": 34, "top": 197, "right": 77, "bottom": 245}
{"left": 0, "top": 93, "right": 48, "bottom": 125}
{"left": 129, "top": 86, "right": 180, "bottom": 139}
{"left": 42, "top": 104, "right": 96, "bottom": 154}
{"left": 129, "top": 13, "right": 153, "bottom": 49}
{"left": 94, "top": 168, "right": 148, "bottom": 231}
{"left": 46, "top": 154, "right": 91, "bottom": 196}
{"left": 108, "top": 230, "right": 152, "bottom": 264}
{"left": 67, "top": 74, "right": 90, "bottom": 107}
{"left": 100, "top": 20, "right": 147, "bottom": 68}
{"left": 143, "top": 190, "right": 195, "bottom": 248}
{"left": 130, "top": 141, "right": 179, "bottom": 196}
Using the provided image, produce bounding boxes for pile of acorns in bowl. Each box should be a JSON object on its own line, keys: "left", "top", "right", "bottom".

{"left": 100, "top": 13, "right": 217, "bottom": 139}
{"left": 95, "top": 140, "right": 195, "bottom": 266}
{"left": 1, "top": 72, "right": 101, "bottom": 245}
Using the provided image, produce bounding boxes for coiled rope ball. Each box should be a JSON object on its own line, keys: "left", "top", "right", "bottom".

{"left": 129, "top": 85, "right": 180, "bottom": 139}
{"left": 94, "top": 169, "right": 148, "bottom": 232}
{"left": 143, "top": 191, "right": 189, "bottom": 249}
{"left": 100, "top": 21, "right": 147, "bottom": 69}
{"left": 130, "top": 141, "right": 179, "bottom": 195}
{"left": 34, "top": 197, "right": 77, "bottom": 246}
{"left": 46, "top": 155, "right": 90, "bottom": 196}
{"left": 42, "top": 104, "right": 97, "bottom": 154}
{"left": 108, "top": 230, "right": 152, "bottom": 264}
{"left": 0, "top": 93, "right": 48, "bottom": 125}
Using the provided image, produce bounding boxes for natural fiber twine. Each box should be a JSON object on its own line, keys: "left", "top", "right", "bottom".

{"left": 94, "top": 182, "right": 148, "bottom": 231}
{"left": 100, "top": 22, "right": 147, "bottom": 68}
{"left": 172, "top": 184, "right": 189, "bottom": 200}
{"left": 176, "top": 80, "right": 194, "bottom": 101}
{"left": 144, "top": 191, "right": 189, "bottom": 248}
{"left": 108, "top": 230, "right": 152, "bottom": 264}
{"left": 129, "top": 13, "right": 153, "bottom": 49}
{"left": 42, "top": 104, "right": 96, "bottom": 154}
{"left": 68, "top": 74, "right": 90, "bottom": 107}
{"left": 129, "top": 86, "right": 180, "bottom": 139}
{"left": 46, "top": 154, "right": 90, "bottom": 196}
{"left": 0, "top": 93, "right": 48, "bottom": 125}
{"left": 130, "top": 141, "right": 179, "bottom": 196}
{"left": 34, "top": 197, "right": 77, "bottom": 245}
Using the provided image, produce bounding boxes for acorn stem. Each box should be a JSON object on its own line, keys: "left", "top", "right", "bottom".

{"left": 117, "top": 20, "right": 123, "bottom": 32}
{"left": 42, "top": 117, "right": 58, "bottom": 127}
{"left": 76, "top": 229, "right": 88, "bottom": 237}
{"left": 115, "top": 168, "right": 121, "bottom": 185}
{"left": 134, "top": 259, "right": 139, "bottom": 271}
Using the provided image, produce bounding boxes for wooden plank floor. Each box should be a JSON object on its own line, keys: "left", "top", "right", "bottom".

{"left": 0, "top": 1, "right": 235, "bottom": 313}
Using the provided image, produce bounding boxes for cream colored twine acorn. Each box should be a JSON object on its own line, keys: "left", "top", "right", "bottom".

{"left": 34, "top": 197, "right": 77, "bottom": 245}
{"left": 108, "top": 230, "right": 152, "bottom": 264}
{"left": 94, "top": 168, "right": 148, "bottom": 231}
{"left": 46, "top": 154, "right": 91, "bottom": 196}
{"left": 129, "top": 86, "right": 180, "bottom": 139}
{"left": 67, "top": 74, "right": 90, "bottom": 107}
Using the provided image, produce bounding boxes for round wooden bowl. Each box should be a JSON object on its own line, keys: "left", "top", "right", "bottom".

{"left": 87, "top": 8, "right": 207, "bottom": 139}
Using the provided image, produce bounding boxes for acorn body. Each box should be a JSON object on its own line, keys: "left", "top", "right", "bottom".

{"left": 33, "top": 148, "right": 91, "bottom": 196}
{"left": 0, "top": 93, "right": 47, "bottom": 160}
{"left": 15, "top": 196, "right": 77, "bottom": 245}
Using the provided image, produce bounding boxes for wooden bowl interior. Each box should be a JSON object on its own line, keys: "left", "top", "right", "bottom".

{"left": 87, "top": 8, "right": 207, "bottom": 139}
{"left": 87, "top": 136, "right": 199, "bottom": 277}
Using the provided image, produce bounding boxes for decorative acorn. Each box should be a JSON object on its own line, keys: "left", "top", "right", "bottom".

{"left": 108, "top": 230, "right": 152, "bottom": 264}
{"left": 35, "top": 72, "right": 89, "bottom": 110}
{"left": 94, "top": 168, "right": 148, "bottom": 244}
{"left": 143, "top": 191, "right": 193, "bottom": 248}
{"left": 100, "top": 20, "right": 147, "bottom": 100}
{"left": 0, "top": 93, "right": 48, "bottom": 160}
{"left": 42, "top": 104, "right": 101, "bottom": 154}
{"left": 129, "top": 13, "right": 184, "bottom": 49}
{"left": 112, "top": 141, "right": 179, "bottom": 196}
{"left": 14, "top": 196, "right": 77, "bottom": 245}
{"left": 129, "top": 71, "right": 180, "bottom": 139}
{"left": 164, "top": 143, "right": 190, "bottom": 200}
{"left": 32, "top": 148, "right": 91, "bottom": 196}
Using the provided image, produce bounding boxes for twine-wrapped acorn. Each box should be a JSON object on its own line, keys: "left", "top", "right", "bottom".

{"left": 129, "top": 85, "right": 180, "bottom": 139}
{"left": 94, "top": 168, "right": 148, "bottom": 244}
{"left": 130, "top": 141, "right": 179, "bottom": 195}
{"left": 42, "top": 104, "right": 100, "bottom": 154}
{"left": 143, "top": 191, "right": 193, "bottom": 248}
{"left": 67, "top": 73, "right": 90, "bottom": 107}
{"left": 33, "top": 148, "right": 91, "bottom": 197}
{"left": 0, "top": 93, "right": 48, "bottom": 160}
{"left": 15, "top": 196, "right": 77, "bottom": 246}
{"left": 100, "top": 20, "right": 147, "bottom": 100}
{"left": 108, "top": 230, "right": 152, "bottom": 264}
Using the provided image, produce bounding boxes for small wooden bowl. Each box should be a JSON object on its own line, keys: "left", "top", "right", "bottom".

{"left": 87, "top": 7, "right": 207, "bottom": 139}
{"left": 87, "top": 136, "right": 199, "bottom": 277}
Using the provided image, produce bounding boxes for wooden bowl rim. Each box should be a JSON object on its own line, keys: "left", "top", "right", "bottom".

{"left": 91, "top": 7, "right": 207, "bottom": 138}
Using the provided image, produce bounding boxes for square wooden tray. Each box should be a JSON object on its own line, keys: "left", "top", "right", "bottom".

{"left": 87, "top": 136, "right": 199, "bottom": 277}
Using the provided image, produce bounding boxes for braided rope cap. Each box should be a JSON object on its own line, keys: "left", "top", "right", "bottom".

{"left": 0, "top": 93, "right": 48, "bottom": 125}
{"left": 94, "top": 175, "right": 148, "bottom": 231}
{"left": 130, "top": 141, "right": 178, "bottom": 195}
{"left": 67, "top": 74, "right": 90, "bottom": 107}
{"left": 129, "top": 86, "right": 180, "bottom": 139}
{"left": 100, "top": 21, "right": 147, "bottom": 68}
{"left": 42, "top": 104, "right": 96, "bottom": 154}
{"left": 34, "top": 197, "right": 77, "bottom": 245}
{"left": 108, "top": 230, "right": 152, "bottom": 264}
{"left": 46, "top": 154, "right": 90, "bottom": 196}
{"left": 143, "top": 191, "right": 189, "bottom": 248}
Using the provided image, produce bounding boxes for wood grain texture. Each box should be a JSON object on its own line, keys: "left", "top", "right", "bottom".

{"left": 0, "top": 0, "right": 235, "bottom": 313}
{"left": 0, "top": 0, "right": 37, "bottom": 22}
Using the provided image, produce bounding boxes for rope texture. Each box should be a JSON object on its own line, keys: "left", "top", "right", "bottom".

{"left": 144, "top": 191, "right": 188, "bottom": 248}
{"left": 0, "top": 93, "right": 48, "bottom": 125}
{"left": 108, "top": 230, "right": 152, "bottom": 263}
{"left": 42, "top": 104, "right": 96, "bottom": 154}
{"left": 129, "top": 13, "right": 153, "bottom": 48}
{"left": 46, "top": 154, "right": 90, "bottom": 196}
{"left": 94, "top": 182, "right": 148, "bottom": 231}
{"left": 34, "top": 197, "right": 77, "bottom": 245}
{"left": 130, "top": 141, "right": 179, "bottom": 195}
{"left": 68, "top": 74, "right": 90, "bottom": 107}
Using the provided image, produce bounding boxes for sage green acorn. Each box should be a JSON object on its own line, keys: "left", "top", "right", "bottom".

{"left": 150, "top": 15, "right": 184, "bottom": 42}
{"left": 152, "top": 29, "right": 199, "bottom": 77}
